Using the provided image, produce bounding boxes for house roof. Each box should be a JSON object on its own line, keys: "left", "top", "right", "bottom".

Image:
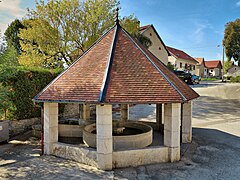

{"left": 34, "top": 23, "right": 199, "bottom": 104}
{"left": 139, "top": 24, "right": 171, "bottom": 56}
{"left": 205, "top": 60, "right": 222, "bottom": 69}
{"left": 139, "top": 24, "right": 151, "bottom": 34}
{"left": 167, "top": 46, "right": 198, "bottom": 64}
{"left": 195, "top": 57, "right": 205, "bottom": 65}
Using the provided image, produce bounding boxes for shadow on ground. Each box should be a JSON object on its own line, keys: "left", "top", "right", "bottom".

{"left": 114, "top": 128, "right": 240, "bottom": 180}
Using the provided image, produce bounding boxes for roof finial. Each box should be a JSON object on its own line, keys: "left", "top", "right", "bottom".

{"left": 115, "top": 7, "right": 119, "bottom": 25}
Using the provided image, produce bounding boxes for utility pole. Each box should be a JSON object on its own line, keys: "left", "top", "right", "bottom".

{"left": 222, "top": 46, "right": 225, "bottom": 82}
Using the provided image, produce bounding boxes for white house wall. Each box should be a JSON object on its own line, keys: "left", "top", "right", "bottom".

{"left": 142, "top": 27, "right": 169, "bottom": 65}
{"left": 168, "top": 56, "right": 197, "bottom": 74}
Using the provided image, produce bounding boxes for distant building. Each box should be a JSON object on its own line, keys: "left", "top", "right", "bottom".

{"left": 195, "top": 57, "right": 206, "bottom": 77}
{"left": 139, "top": 24, "right": 170, "bottom": 65}
{"left": 226, "top": 63, "right": 240, "bottom": 77}
{"left": 167, "top": 46, "right": 198, "bottom": 74}
{"left": 205, "top": 60, "right": 222, "bottom": 77}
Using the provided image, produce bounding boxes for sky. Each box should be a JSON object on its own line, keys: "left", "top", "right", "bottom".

{"left": 0, "top": 0, "right": 239, "bottom": 61}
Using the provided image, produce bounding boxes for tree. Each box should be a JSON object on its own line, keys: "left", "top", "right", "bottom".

{"left": 0, "top": 45, "right": 19, "bottom": 67}
{"left": 18, "top": 18, "right": 63, "bottom": 68}
{"left": 223, "top": 19, "right": 240, "bottom": 66}
{"left": 4, "top": 19, "right": 24, "bottom": 54}
{"left": 19, "top": 0, "right": 119, "bottom": 67}
{"left": 19, "top": 0, "right": 151, "bottom": 68}
{"left": 224, "top": 59, "right": 233, "bottom": 74}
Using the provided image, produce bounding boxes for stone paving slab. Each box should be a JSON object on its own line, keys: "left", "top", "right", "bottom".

{"left": 0, "top": 156, "right": 113, "bottom": 180}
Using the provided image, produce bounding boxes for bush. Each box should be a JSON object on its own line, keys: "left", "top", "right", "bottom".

{"left": 230, "top": 76, "right": 240, "bottom": 83}
{"left": 0, "top": 66, "right": 62, "bottom": 120}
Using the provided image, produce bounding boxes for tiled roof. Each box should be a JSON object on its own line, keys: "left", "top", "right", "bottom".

{"left": 34, "top": 24, "right": 199, "bottom": 104}
{"left": 167, "top": 46, "right": 198, "bottom": 63}
{"left": 195, "top": 57, "right": 204, "bottom": 65}
{"left": 139, "top": 24, "right": 151, "bottom": 34}
{"left": 205, "top": 60, "right": 222, "bottom": 69}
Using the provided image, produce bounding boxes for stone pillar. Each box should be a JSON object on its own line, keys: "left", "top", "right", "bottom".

{"left": 120, "top": 104, "right": 129, "bottom": 122}
{"left": 182, "top": 101, "right": 192, "bottom": 143}
{"left": 80, "top": 104, "right": 90, "bottom": 120}
{"left": 96, "top": 104, "right": 113, "bottom": 170}
{"left": 156, "top": 104, "right": 164, "bottom": 133}
{"left": 164, "top": 103, "right": 181, "bottom": 162}
{"left": 44, "top": 102, "right": 58, "bottom": 154}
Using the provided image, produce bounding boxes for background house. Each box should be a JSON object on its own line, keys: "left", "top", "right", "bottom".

{"left": 140, "top": 24, "right": 170, "bottom": 65}
{"left": 226, "top": 64, "right": 240, "bottom": 77}
{"left": 195, "top": 57, "right": 205, "bottom": 77}
{"left": 205, "top": 60, "right": 222, "bottom": 77}
{"left": 167, "top": 46, "right": 198, "bottom": 74}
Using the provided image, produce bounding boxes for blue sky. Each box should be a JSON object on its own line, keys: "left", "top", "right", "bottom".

{"left": 0, "top": 0, "right": 239, "bottom": 60}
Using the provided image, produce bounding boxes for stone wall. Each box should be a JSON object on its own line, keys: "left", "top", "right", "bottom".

{"left": 8, "top": 117, "right": 41, "bottom": 137}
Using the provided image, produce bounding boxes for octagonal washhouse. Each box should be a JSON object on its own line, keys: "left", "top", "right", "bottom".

{"left": 33, "top": 19, "right": 199, "bottom": 170}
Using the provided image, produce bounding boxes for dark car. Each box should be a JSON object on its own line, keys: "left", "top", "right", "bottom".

{"left": 174, "top": 70, "right": 193, "bottom": 85}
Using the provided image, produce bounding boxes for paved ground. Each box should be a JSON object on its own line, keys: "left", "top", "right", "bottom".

{"left": 0, "top": 81, "right": 240, "bottom": 179}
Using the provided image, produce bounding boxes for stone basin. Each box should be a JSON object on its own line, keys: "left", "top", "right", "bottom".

{"left": 83, "top": 122, "right": 153, "bottom": 150}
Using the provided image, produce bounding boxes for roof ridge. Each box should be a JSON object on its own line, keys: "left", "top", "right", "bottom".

{"left": 122, "top": 28, "right": 187, "bottom": 102}
{"left": 33, "top": 26, "right": 116, "bottom": 102}
{"left": 98, "top": 24, "right": 119, "bottom": 103}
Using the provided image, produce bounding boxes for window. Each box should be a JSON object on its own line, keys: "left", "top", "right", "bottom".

{"left": 180, "top": 62, "right": 182, "bottom": 68}
{"left": 150, "top": 33, "right": 152, "bottom": 36}
{"left": 185, "top": 64, "right": 188, "bottom": 69}
{"left": 193, "top": 65, "right": 195, "bottom": 70}
{"left": 159, "top": 47, "right": 161, "bottom": 50}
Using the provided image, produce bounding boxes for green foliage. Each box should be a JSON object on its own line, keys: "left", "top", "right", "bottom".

{"left": 0, "top": 66, "right": 62, "bottom": 120}
{"left": 120, "top": 14, "right": 152, "bottom": 49}
{"left": 0, "top": 85, "right": 13, "bottom": 120}
{"left": 19, "top": 19, "right": 63, "bottom": 68}
{"left": 4, "top": 19, "right": 24, "bottom": 54}
{"left": 223, "top": 19, "right": 240, "bottom": 66}
{"left": 0, "top": 45, "right": 19, "bottom": 67}
{"left": 224, "top": 60, "right": 233, "bottom": 74}
{"left": 21, "top": 0, "right": 119, "bottom": 67}
{"left": 19, "top": 0, "right": 149, "bottom": 67}
{"left": 230, "top": 76, "right": 240, "bottom": 83}
{"left": 167, "top": 62, "right": 175, "bottom": 71}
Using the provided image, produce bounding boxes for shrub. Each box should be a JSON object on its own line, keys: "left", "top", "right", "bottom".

{"left": 0, "top": 66, "right": 62, "bottom": 120}
{"left": 230, "top": 76, "right": 240, "bottom": 83}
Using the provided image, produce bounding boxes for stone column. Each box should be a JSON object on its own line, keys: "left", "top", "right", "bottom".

{"left": 44, "top": 102, "right": 58, "bottom": 154}
{"left": 120, "top": 104, "right": 129, "bottom": 122}
{"left": 156, "top": 104, "right": 164, "bottom": 133}
{"left": 164, "top": 103, "right": 181, "bottom": 162}
{"left": 80, "top": 104, "right": 90, "bottom": 120}
{"left": 182, "top": 101, "right": 192, "bottom": 143}
{"left": 96, "top": 104, "right": 113, "bottom": 170}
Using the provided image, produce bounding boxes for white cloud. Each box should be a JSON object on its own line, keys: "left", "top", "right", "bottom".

{"left": 0, "top": 0, "right": 26, "bottom": 33}
{"left": 193, "top": 23, "right": 209, "bottom": 44}
{"left": 0, "top": 0, "right": 25, "bottom": 17}
{"left": 236, "top": 0, "right": 240, "bottom": 7}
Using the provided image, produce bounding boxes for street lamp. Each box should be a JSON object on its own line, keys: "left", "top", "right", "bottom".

{"left": 217, "top": 45, "right": 225, "bottom": 82}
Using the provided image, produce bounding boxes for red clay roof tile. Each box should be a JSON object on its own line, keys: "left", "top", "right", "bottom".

{"left": 205, "top": 60, "right": 222, "bottom": 69}
{"left": 34, "top": 24, "right": 199, "bottom": 104}
{"left": 167, "top": 46, "right": 198, "bottom": 63}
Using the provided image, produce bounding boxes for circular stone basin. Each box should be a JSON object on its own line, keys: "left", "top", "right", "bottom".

{"left": 83, "top": 122, "right": 153, "bottom": 150}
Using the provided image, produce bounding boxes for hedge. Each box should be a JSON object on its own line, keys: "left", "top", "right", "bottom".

{"left": 0, "top": 66, "right": 62, "bottom": 120}
{"left": 230, "top": 76, "right": 240, "bottom": 83}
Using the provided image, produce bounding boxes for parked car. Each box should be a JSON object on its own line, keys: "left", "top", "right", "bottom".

{"left": 191, "top": 74, "right": 201, "bottom": 84}
{"left": 174, "top": 70, "right": 193, "bottom": 85}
